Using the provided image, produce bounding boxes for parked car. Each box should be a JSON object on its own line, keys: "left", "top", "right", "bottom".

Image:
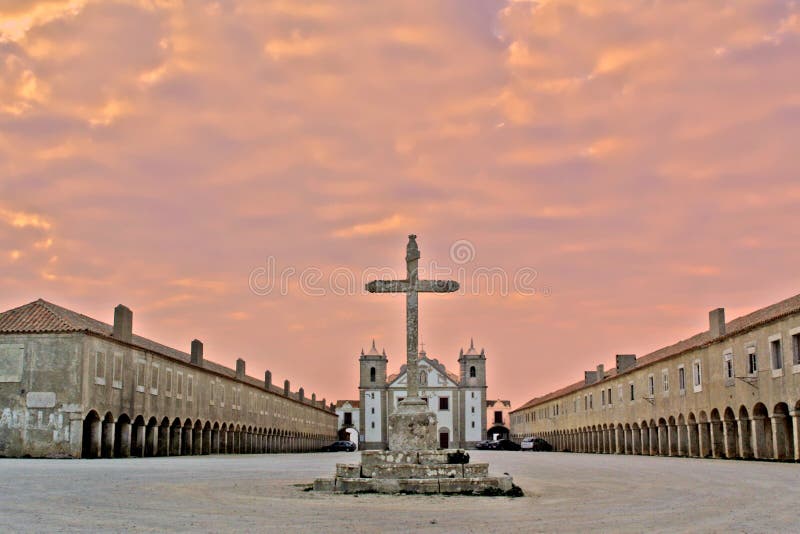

{"left": 494, "top": 439, "right": 522, "bottom": 451}
{"left": 475, "top": 439, "right": 494, "bottom": 450}
{"left": 320, "top": 440, "right": 356, "bottom": 452}
{"left": 521, "top": 436, "right": 553, "bottom": 451}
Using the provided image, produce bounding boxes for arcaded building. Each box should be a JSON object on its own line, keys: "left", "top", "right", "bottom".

{"left": 0, "top": 299, "right": 337, "bottom": 458}
{"left": 510, "top": 293, "right": 800, "bottom": 461}
{"left": 358, "top": 339, "right": 487, "bottom": 450}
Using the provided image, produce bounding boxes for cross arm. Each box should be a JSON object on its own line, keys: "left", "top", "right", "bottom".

{"left": 415, "top": 280, "right": 460, "bottom": 293}
{"left": 365, "top": 280, "right": 412, "bottom": 293}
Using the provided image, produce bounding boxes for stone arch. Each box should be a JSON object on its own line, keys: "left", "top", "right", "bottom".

{"left": 722, "top": 407, "right": 738, "bottom": 458}
{"left": 687, "top": 412, "right": 699, "bottom": 457}
{"left": 169, "top": 418, "right": 183, "bottom": 456}
{"left": 640, "top": 420, "right": 650, "bottom": 455}
{"left": 81, "top": 410, "right": 101, "bottom": 458}
{"left": 145, "top": 417, "right": 158, "bottom": 457}
{"left": 667, "top": 416, "right": 678, "bottom": 456}
{"left": 752, "top": 402, "right": 773, "bottom": 459}
{"left": 113, "top": 413, "right": 132, "bottom": 458}
{"left": 772, "top": 402, "right": 794, "bottom": 460}
{"left": 202, "top": 421, "right": 212, "bottom": 455}
{"left": 709, "top": 409, "right": 724, "bottom": 458}
{"left": 131, "top": 415, "right": 146, "bottom": 457}
{"left": 101, "top": 412, "right": 115, "bottom": 458}
{"left": 157, "top": 417, "right": 170, "bottom": 456}
{"left": 738, "top": 405, "right": 753, "bottom": 458}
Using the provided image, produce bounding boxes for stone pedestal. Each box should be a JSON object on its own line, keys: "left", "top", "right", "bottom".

{"left": 313, "top": 449, "right": 516, "bottom": 495}
{"left": 387, "top": 399, "right": 437, "bottom": 451}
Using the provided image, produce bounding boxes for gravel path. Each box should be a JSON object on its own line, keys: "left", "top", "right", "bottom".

{"left": 1, "top": 451, "right": 798, "bottom": 533}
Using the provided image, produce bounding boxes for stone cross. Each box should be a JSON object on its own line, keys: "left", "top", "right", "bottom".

{"left": 366, "top": 235, "right": 459, "bottom": 402}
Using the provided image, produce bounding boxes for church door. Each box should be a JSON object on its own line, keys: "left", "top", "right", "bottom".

{"left": 439, "top": 431, "right": 449, "bottom": 449}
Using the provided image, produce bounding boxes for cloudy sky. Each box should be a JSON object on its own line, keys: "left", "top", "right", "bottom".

{"left": 2, "top": 0, "right": 799, "bottom": 407}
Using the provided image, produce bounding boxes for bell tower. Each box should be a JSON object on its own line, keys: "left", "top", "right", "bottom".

{"left": 359, "top": 340, "right": 388, "bottom": 449}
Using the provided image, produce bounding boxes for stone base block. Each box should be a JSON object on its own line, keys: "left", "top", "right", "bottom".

{"left": 438, "top": 476, "right": 513, "bottom": 494}
{"left": 313, "top": 478, "right": 335, "bottom": 491}
{"left": 418, "top": 449, "right": 470, "bottom": 465}
{"left": 336, "top": 478, "right": 375, "bottom": 493}
{"left": 336, "top": 463, "right": 362, "bottom": 478}
{"left": 463, "top": 463, "right": 489, "bottom": 477}
{"left": 361, "top": 450, "right": 419, "bottom": 471}
{"left": 370, "top": 463, "right": 463, "bottom": 479}
{"left": 398, "top": 479, "right": 440, "bottom": 494}
{"left": 387, "top": 407, "right": 437, "bottom": 451}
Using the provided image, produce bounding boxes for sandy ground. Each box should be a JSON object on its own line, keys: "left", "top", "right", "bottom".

{"left": 1, "top": 451, "right": 798, "bottom": 533}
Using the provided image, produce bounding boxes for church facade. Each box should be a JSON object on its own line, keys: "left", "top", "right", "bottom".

{"left": 0, "top": 299, "right": 337, "bottom": 458}
{"left": 358, "top": 340, "right": 487, "bottom": 450}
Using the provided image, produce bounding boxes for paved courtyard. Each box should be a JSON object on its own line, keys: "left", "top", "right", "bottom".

{"left": 1, "top": 451, "right": 798, "bottom": 533}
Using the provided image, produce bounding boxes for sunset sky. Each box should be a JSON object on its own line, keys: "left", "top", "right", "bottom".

{"left": 2, "top": 1, "right": 800, "bottom": 408}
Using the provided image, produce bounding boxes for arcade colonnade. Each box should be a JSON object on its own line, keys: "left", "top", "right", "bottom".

{"left": 81, "top": 410, "right": 330, "bottom": 458}
{"left": 528, "top": 400, "right": 799, "bottom": 461}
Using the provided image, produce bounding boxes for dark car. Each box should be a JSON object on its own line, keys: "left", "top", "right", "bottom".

{"left": 475, "top": 439, "right": 494, "bottom": 450}
{"left": 494, "top": 439, "right": 521, "bottom": 451}
{"left": 321, "top": 440, "right": 356, "bottom": 452}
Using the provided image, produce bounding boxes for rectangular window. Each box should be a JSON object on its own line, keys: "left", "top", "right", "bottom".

{"left": 471, "top": 406, "right": 475, "bottom": 414}
{"left": 135, "top": 360, "right": 146, "bottom": 393}
{"left": 629, "top": 383, "right": 635, "bottom": 401}
{"left": 176, "top": 371, "right": 183, "bottom": 399}
{"left": 471, "top": 421, "right": 475, "bottom": 428}
{"left": 793, "top": 332, "right": 800, "bottom": 366}
{"left": 692, "top": 360, "right": 702, "bottom": 392}
{"left": 150, "top": 363, "right": 159, "bottom": 395}
{"left": 439, "top": 397, "right": 450, "bottom": 411}
{"left": 678, "top": 366, "right": 686, "bottom": 392}
{"left": 607, "top": 387, "right": 612, "bottom": 405}
{"left": 494, "top": 410, "right": 502, "bottom": 423}
{"left": 662, "top": 369, "right": 670, "bottom": 392}
{"left": 617, "top": 385, "right": 623, "bottom": 401}
{"left": 187, "top": 375, "right": 193, "bottom": 401}
{"left": 344, "top": 412, "right": 353, "bottom": 425}
{"left": 94, "top": 351, "right": 106, "bottom": 385}
{"left": 165, "top": 368, "right": 172, "bottom": 396}
{"left": 770, "top": 337, "right": 783, "bottom": 371}
{"left": 601, "top": 389, "right": 606, "bottom": 406}
{"left": 589, "top": 394, "right": 593, "bottom": 409}
{"left": 220, "top": 384, "right": 225, "bottom": 407}
{"left": 584, "top": 395, "right": 588, "bottom": 410}
{"left": 112, "top": 353, "right": 123, "bottom": 389}
{"left": 747, "top": 346, "right": 758, "bottom": 375}
{"left": 647, "top": 374, "right": 655, "bottom": 397}
{"left": 723, "top": 350, "right": 734, "bottom": 381}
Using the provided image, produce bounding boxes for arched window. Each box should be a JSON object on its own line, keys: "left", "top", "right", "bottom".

{"left": 419, "top": 370, "right": 426, "bottom": 385}
{"left": 469, "top": 366, "right": 476, "bottom": 378}
{"left": 369, "top": 367, "right": 376, "bottom": 382}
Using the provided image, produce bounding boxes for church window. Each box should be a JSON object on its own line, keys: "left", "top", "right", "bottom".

{"left": 135, "top": 360, "right": 146, "bottom": 393}
{"left": 439, "top": 397, "right": 449, "bottom": 411}
{"left": 494, "top": 410, "right": 502, "bottom": 423}
{"left": 370, "top": 367, "right": 376, "bottom": 382}
{"left": 94, "top": 352, "right": 106, "bottom": 385}
{"left": 471, "top": 392, "right": 475, "bottom": 399}
{"left": 471, "top": 421, "right": 475, "bottom": 428}
{"left": 112, "top": 353, "right": 123, "bottom": 388}
{"left": 371, "top": 407, "right": 375, "bottom": 414}
{"left": 471, "top": 406, "right": 475, "bottom": 414}
{"left": 371, "top": 421, "right": 375, "bottom": 429}
{"left": 469, "top": 366, "right": 476, "bottom": 378}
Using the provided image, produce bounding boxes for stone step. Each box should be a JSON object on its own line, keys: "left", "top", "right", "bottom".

{"left": 368, "top": 463, "right": 464, "bottom": 479}
{"left": 314, "top": 475, "right": 515, "bottom": 494}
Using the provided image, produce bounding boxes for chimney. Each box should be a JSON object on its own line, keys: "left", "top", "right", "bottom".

{"left": 284, "top": 379, "right": 290, "bottom": 396}
{"left": 264, "top": 370, "right": 272, "bottom": 390}
{"left": 236, "top": 358, "right": 245, "bottom": 379}
{"left": 191, "top": 339, "right": 203, "bottom": 366}
{"left": 584, "top": 371, "right": 597, "bottom": 385}
{"left": 298, "top": 387, "right": 305, "bottom": 401}
{"left": 709, "top": 308, "right": 726, "bottom": 338}
{"left": 113, "top": 305, "right": 133, "bottom": 342}
{"left": 596, "top": 364, "right": 605, "bottom": 382}
{"left": 311, "top": 393, "right": 316, "bottom": 402}
{"left": 616, "top": 354, "right": 637, "bottom": 373}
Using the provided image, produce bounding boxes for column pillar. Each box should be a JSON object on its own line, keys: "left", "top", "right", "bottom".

{"left": 791, "top": 411, "right": 800, "bottom": 461}
{"left": 736, "top": 418, "right": 753, "bottom": 459}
